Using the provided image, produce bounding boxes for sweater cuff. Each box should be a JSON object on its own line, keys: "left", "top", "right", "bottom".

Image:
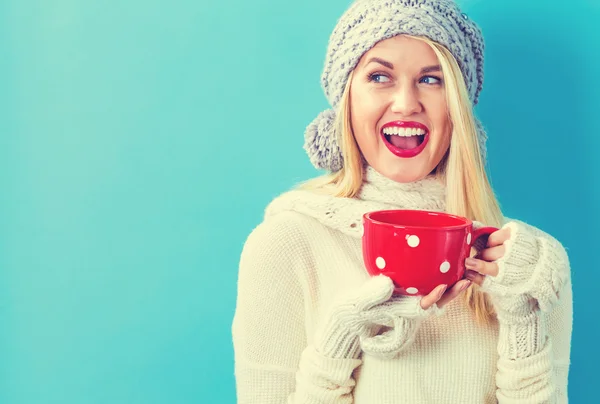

{"left": 497, "top": 312, "right": 547, "bottom": 360}
{"left": 294, "top": 345, "right": 362, "bottom": 403}
{"left": 315, "top": 316, "right": 363, "bottom": 359}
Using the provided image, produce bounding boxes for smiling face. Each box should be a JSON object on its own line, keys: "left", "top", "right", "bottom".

{"left": 349, "top": 35, "right": 452, "bottom": 183}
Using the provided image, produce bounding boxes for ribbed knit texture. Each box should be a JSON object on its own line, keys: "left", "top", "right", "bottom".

{"left": 232, "top": 166, "right": 572, "bottom": 403}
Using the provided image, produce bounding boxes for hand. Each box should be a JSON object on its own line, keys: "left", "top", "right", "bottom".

{"left": 315, "top": 275, "right": 451, "bottom": 359}
{"left": 462, "top": 225, "right": 537, "bottom": 321}
{"left": 420, "top": 279, "right": 473, "bottom": 310}
{"left": 463, "top": 226, "right": 512, "bottom": 285}
{"left": 465, "top": 220, "right": 569, "bottom": 314}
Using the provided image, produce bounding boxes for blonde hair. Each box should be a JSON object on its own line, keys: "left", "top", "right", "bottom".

{"left": 300, "top": 35, "right": 504, "bottom": 324}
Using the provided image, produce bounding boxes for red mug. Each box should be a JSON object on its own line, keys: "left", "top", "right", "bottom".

{"left": 362, "top": 209, "right": 499, "bottom": 296}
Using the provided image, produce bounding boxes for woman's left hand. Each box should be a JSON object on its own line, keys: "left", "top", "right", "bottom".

{"left": 464, "top": 227, "right": 512, "bottom": 285}
{"left": 462, "top": 219, "right": 569, "bottom": 323}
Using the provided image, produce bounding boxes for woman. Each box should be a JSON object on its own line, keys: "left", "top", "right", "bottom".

{"left": 232, "top": 0, "right": 572, "bottom": 402}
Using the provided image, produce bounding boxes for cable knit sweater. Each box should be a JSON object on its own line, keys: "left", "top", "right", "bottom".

{"left": 232, "top": 167, "right": 572, "bottom": 404}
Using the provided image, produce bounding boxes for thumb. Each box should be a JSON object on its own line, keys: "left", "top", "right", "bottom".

{"left": 350, "top": 275, "right": 395, "bottom": 312}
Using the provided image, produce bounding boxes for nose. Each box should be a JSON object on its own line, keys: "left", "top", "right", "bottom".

{"left": 390, "top": 83, "right": 422, "bottom": 116}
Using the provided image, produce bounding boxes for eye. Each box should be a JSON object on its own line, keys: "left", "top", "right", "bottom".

{"left": 368, "top": 73, "right": 391, "bottom": 83}
{"left": 420, "top": 75, "right": 443, "bottom": 85}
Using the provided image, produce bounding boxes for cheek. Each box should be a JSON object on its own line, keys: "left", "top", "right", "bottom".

{"left": 350, "top": 91, "right": 365, "bottom": 137}
{"left": 430, "top": 101, "right": 451, "bottom": 136}
{"left": 350, "top": 88, "right": 384, "bottom": 132}
{"left": 350, "top": 92, "right": 382, "bottom": 155}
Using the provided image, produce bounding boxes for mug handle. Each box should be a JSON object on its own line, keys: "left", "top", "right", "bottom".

{"left": 469, "top": 226, "right": 500, "bottom": 251}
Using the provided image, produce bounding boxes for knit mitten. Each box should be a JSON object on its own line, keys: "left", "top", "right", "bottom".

{"left": 359, "top": 294, "right": 443, "bottom": 358}
{"left": 315, "top": 275, "right": 444, "bottom": 360}
{"left": 480, "top": 221, "right": 570, "bottom": 359}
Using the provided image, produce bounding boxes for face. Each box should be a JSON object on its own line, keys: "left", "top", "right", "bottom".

{"left": 349, "top": 35, "right": 452, "bottom": 183}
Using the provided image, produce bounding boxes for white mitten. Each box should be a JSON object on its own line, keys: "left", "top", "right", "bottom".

{"left": 315, "top": 275, "right": 444, "bottom": 360}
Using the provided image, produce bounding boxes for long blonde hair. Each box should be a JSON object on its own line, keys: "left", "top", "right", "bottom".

{"left": 300, "top": 35, "right": 504, "bottom": 324}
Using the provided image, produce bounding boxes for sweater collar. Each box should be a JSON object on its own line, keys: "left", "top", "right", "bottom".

{"left": 264, "top": 165, "right": 447, "bottom": 238}
{"left": 357, "top": 165, "right": 446, "bottom": 210}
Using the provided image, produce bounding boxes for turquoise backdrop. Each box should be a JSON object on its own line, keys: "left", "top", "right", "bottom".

{"left": 1, "top": 0, "right": 598, "bottom": 403}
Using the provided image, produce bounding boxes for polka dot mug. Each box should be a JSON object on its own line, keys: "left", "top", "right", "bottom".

{"left": 362, "top": 210, "right": 498, "bottom": 296}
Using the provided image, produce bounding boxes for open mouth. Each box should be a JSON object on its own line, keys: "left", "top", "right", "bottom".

{"left": 381, "top": 124, "right": 430, "bottom": 158}
{"left": 383, "top": 133, "right": 426, "bottom": 150}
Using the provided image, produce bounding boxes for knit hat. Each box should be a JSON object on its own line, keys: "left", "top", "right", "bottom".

{"left": 304, "top": 0, "right": 487, "bottom": 172}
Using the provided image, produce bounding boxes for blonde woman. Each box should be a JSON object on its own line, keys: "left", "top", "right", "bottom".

{"left": 232, "top": 0, "right": 572, "bottom": 403}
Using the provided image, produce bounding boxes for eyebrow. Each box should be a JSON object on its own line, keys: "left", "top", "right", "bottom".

{"left": 365, "top": 57, "right": 442, "bottom": 73}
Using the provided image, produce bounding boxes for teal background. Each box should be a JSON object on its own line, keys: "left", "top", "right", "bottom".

{"left": 1, "top": 0, "right": 597, "bottom": 403}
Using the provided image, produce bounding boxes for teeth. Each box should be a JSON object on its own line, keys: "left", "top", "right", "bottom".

{"left": 382, "top": 127, "right": 427, "bottom": 136}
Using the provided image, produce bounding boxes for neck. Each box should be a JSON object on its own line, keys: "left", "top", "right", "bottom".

{"left": 357, "top": 165, "right": 447, "bottom": 211}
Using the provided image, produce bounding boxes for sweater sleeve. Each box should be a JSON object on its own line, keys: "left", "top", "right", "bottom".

{"left": 494, "top": 278, "right": 572, "bottom": 404}
{"left": 548, "top": 278, "right": 573, "bottom": 402}
{"left": 492, "top": 222, "right": 573, "bottom": 404}
{"left": 232, "top": 212, "right": 362, "bottom": 404}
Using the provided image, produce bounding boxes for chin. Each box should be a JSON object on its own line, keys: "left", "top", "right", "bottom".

{"left": 380, "top": 164, "right": 430, "bottom": 183}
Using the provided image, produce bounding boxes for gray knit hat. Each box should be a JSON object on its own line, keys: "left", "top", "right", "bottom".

{"left": 304, "top": 0, "right": 487, "bottom": 172}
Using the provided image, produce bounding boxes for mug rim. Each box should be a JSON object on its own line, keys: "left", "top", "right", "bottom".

{"left": 363, "top": 209, "right": 473, "bottom": 231}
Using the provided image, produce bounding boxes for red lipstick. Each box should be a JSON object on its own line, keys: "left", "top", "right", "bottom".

{"left": 380, "top": 121, "right": 430, "bottom": 158}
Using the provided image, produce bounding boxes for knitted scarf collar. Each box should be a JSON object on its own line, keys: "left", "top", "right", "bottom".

{"left": 265, "top": 166, "right": 447, "bottom": 239}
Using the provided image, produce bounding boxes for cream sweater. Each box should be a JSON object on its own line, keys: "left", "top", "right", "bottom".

{"left": 232, "top": 167, "right": 572, "bottom": 404}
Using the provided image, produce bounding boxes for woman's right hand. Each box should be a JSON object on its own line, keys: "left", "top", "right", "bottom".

{"left": 314, "top": 275, "right": 472, "bottom": 360}
{"left": 420, "top": 279, "right": 472, "bottom": 310}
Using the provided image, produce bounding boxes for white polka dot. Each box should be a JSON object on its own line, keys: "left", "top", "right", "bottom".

{"left": 440, "top": 261, "right": 451, "bottom": 273}
{"left": 406, "top": 235, "right": 420, "bottom": 247}
{"left": 375, "top": 257, "right": 386, "bottom": 269}
{"left": 467, "top": 233, "right": 472, "bottom": 244}
{"left": 406, "top": 287, "right": 418, "bottom": 294}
